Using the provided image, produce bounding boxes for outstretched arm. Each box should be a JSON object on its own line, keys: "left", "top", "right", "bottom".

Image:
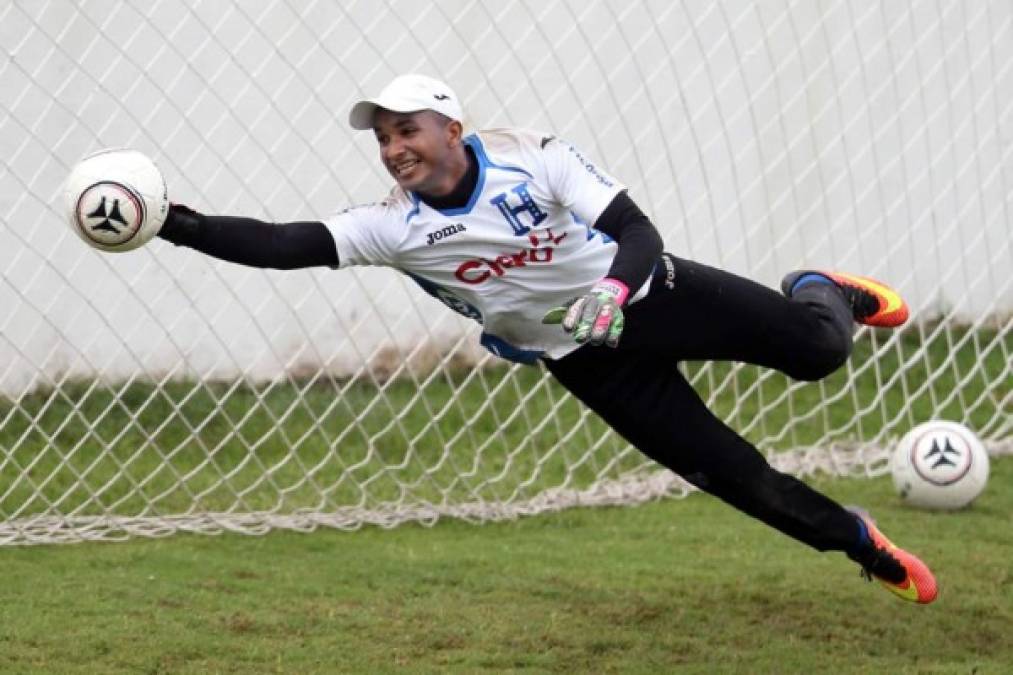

{"left": 157, "top": 204, "right": 339, "bottom": 269}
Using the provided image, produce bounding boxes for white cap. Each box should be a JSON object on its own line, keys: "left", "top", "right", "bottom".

{"left": 349, "top": 74, "right": 463, "bottom": 130}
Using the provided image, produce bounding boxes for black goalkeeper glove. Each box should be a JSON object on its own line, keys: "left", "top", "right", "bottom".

{"left": 157, "top": 203, "right": 205, "bottom": 244}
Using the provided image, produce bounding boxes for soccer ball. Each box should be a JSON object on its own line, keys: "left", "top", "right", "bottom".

{"left": 63, "top": 148, "right": 169, "bottom": 252}
{"left": 890, "top": 420, "right": 990, "bottom": 510}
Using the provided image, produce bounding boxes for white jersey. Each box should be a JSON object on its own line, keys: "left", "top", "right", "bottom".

{"left": 323, "top": 128, "right": 648, "bottom": 363}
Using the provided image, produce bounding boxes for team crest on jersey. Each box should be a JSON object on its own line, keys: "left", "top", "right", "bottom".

{"left": 489, "top": 182, "right": 547, "bottom": 236}
{"left": 426, "top": 223, "right": 466, "bottom": 246}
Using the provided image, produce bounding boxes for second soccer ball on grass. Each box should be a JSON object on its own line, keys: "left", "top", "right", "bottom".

{"left": 890, "top": 420, "right": 990, "bottom": 510}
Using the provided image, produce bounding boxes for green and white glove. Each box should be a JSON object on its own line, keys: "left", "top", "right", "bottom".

{"left": 542, "top": 278, "right": 629, "bottom": 348}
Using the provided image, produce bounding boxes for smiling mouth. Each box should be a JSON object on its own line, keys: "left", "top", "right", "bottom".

{"left": 393, "top": 159, "right": 420, "bottom": 177}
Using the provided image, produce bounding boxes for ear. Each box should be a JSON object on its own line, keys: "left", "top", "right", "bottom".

{"left": 446, "top": 119, "right": 464, "bottom": 147}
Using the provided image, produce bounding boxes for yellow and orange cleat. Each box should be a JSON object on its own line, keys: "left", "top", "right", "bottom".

{"left": 781, "top": 270, "right": 910, "bottom": 328}
{"left": 847, "top": 507, "right": 938, "bottom": 604}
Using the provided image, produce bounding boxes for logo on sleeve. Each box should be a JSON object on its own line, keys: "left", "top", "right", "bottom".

{"left": 335, "top": 201, "right": 380, "bottom": 216}
{"left": 567, "top": 145, "right": 614, "bottom": 188}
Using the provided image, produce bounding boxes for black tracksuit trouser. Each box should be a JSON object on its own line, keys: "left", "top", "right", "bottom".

{"left": 544, "top": 255, "right": 862, "bottom": 553}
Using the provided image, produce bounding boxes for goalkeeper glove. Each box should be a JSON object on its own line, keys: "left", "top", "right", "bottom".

{"left": 160, "top": 203, "right": 203, "bottom": 238}
{"left": 542, "top": 278, "right": 629, "bottom": 348}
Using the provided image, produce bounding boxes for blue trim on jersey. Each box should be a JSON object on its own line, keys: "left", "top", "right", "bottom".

{"left": 404, "top": 272, "right": 483, "bottom": 324}
{"left": 405, "top": 135, "right": 535, "bottom": 219}
{"left": 431, "top": 135, "right": 489, "bottom": 216}
{"left": 412, "top": 135, "right": 533, "bottom": 218}
{"left": 405, "top": 192, "right": 422, "bottom": 223}
{"left": 480, "top": 333, "right": 544, "bottom": 365}
{"left": 570, "top": 210, "right": 614, "bottom": 243}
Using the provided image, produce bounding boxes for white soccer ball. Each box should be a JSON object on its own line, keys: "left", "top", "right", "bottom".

{"left": 63, "top": 148, "right": 168, "bottom": 252}
{"left": 890, "top": 420, "right": 990, "bottom": 510}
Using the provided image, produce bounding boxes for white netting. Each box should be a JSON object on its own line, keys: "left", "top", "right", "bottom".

{"left": 0, "top": 0, "right": 1009, "bottom": 545}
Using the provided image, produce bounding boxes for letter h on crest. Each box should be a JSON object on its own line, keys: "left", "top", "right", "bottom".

{"left": 490, "top": 183, "right": 547, "bottom": 236}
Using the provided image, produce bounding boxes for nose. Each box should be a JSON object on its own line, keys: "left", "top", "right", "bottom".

{"left": 383, "top": 136, "right": 406, "bottom": 162}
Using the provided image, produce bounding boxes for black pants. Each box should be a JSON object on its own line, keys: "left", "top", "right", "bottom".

{"left": 544, "top": 255, "right": 861, "bottom": 552}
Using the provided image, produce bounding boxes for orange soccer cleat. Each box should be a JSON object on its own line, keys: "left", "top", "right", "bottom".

{"left": 781, "top": 270, "right": 910, "bottom": 328}
{"left": 847, "top": 507, "right": 938, "bottom": 604}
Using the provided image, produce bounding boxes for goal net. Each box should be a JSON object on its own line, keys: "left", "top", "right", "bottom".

{"left": 1, "top": 1, "right": 1009, "bottom": 545}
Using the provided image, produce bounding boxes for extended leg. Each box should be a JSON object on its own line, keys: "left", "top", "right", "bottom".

{"left": 545, "top": 346, "right": 861, "bottom": 551}
{"left": 620, "top": 256, "right": 854, "bottom": 381}
{"left": 546, "top": 344, "right": 937, "bottom": 603}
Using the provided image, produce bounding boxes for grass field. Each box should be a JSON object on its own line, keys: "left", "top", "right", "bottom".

{"left": 1, "top": 326, "right": 1006, "bottom": 521}
{"left": 0, "top": 326, "right": 1008, "bottom": 672}
{"left": 0, "top": 457, "right": 1010, "bottom": 673}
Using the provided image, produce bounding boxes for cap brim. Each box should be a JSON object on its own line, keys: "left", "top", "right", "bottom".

{"left": 348, "top": 100, "right": 382, "bottom": 130}
{"left": 350, "top": 97, "right": 437, "bottom": 130}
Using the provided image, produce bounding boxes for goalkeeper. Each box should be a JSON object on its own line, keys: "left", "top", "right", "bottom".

{"left": 158, "top": 74, "right": 937, "bottom": 604}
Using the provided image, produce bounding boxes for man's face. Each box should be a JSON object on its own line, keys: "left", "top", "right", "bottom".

{"left": 373, "top": 109, "right": 461, "bottom": 195}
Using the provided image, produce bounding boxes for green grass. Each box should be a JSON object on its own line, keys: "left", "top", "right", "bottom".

{"left": 0, "top": 326, "right": 1007, "bottom": 522}
{"left": 0, "top": 325, "right": 1008, "bottom": 671}
{"left": 0, "top": 459, "right": 1010, "bottom": 673}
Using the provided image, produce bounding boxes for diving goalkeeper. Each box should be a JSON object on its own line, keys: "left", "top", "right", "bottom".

{"left": 157, "top": 74, "right": 937, "bottom": 604}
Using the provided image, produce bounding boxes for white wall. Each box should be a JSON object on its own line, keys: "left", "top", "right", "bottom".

{"left": 1, "top": 1, "right": 1010, "bottom": 396}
